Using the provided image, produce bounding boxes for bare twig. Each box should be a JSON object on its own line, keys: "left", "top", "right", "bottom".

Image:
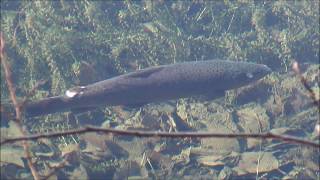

{"left": 41, "top": 159, "right": 68, "bottom": 180}
{"left": 292, "top": 61, "right": 320, "bottom": 138}
{"left": 0, "top": 32, "right": 40, "bottom": 180}
{"left": 1, "top": 125, "right": 319, "bottom": 148}
{"left": 292, "top": 61, "right": 320, "bottom": 108}
{"left": 0, "top": 33, "right": 21, "bottom": 119}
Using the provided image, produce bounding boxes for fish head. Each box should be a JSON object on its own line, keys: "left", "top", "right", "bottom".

{"left": 219, "top": 61, "right": 272, "bottom": 89}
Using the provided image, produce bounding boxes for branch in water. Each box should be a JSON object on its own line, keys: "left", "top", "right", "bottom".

{"left": 0, "top": 32, "right": 41, "bottom": 180}
{"left": 292, "top": 61, "right": 320, "bottom": 108}
{"left": 1, "top": 125, "right": 319, "bottom": 148}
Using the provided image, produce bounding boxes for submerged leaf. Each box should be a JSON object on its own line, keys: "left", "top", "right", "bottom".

{"left": 0, "top": 146, "right": 25, "bottom": 167}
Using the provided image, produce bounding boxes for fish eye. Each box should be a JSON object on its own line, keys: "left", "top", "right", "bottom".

{"left": 246, "top": 72, "right": 253, "bottom": 79}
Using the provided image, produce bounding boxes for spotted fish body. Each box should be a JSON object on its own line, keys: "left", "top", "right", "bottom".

{"left": 25, "top": 60, "right": 271, "bottom": 117}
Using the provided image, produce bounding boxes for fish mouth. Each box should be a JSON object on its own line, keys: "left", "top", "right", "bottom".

{"left": 264, "top": 65, "right": 272, "bottom": 72}
{"left": 249, "top": 64, "right": 272, "bottom": 82}
{"left": 260, "top": 64, "right": 272, "bottom": 76}
{"left": 265, "top": 65, "right": 272, "bottom": 73}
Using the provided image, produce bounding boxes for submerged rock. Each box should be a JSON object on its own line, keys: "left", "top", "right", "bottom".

{"left": 233, "top": 151, "right": 279, "bottom": 176}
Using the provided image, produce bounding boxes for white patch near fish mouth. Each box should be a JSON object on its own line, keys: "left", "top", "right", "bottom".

{"left": 65, "top": 90, "right": 78, "bottom": 98}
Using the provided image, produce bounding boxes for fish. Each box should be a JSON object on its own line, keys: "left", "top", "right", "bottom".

{"left": 24, "top": 60, "right": 271, "bottom": 117}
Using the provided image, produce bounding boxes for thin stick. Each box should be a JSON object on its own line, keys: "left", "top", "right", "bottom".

{"left": 0, "top": 32, "right": 40, "bottom": 180}
{"left": 1, "top": 125, "right": 319, "bottom": 148}
{"left": 292, "top": 61, "right": 320, "bottom": 108}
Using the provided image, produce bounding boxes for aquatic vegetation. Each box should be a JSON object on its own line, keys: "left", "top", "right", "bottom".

{"left": 1, "top": 1, "right": 318, "bottom": 97}
{"left": 1, "top": 0, "right": 319, "bottom": 179}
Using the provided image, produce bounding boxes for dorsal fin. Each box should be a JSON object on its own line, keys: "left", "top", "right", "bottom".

{"left": 127, "top": 66, "right": 164, "bottom": 78}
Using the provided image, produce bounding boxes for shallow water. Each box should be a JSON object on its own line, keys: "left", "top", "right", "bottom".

{"left": 1, "top": 1, "right": 319, "bottom": 179}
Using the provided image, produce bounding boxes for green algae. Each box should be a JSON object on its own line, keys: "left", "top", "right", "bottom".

{"left": 1, "top": 1, "right": 319, "bottom": 179}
